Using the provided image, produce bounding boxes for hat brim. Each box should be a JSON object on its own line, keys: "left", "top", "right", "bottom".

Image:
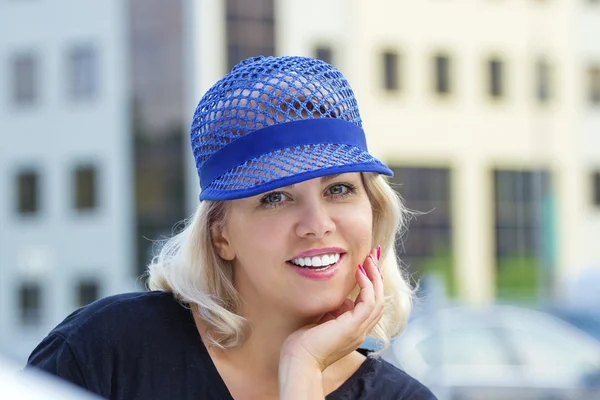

{"left": 199, "top": 143, "right": 392, "bottom": 201}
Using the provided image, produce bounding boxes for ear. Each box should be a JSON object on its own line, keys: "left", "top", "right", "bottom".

{"left": 211, "top": 224, "right": 235, "bottom": 261}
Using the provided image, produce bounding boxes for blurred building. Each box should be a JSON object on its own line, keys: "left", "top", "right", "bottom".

{"left": 278, "top": 0, "right": 600, "bottom": 302}
{"left": 0, "top": 1, "right": 136, "bottom": 362}
{"left": 189, "top": 0, "right": 600, "bottom": 302}
{"left": 0, "top": 0, "right": 190, "bottom": 364}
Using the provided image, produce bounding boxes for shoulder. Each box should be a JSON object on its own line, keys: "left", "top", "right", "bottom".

{"left": 27, "top": 291, "right": 192, "bottom": 368}
{"left": 366, "top": 357, "right": 437, "bottom": 399}
{"left": 48, "top": 291, "right": 188, "bottom": 340}
{"left": 26, "top": 291, "right": 194, "bottom": 397}
{"left": 333, "top": 355, "right": 437, "bottom": 400}
{"left": 369, "top": 357, "right": 437, "bottom": 399}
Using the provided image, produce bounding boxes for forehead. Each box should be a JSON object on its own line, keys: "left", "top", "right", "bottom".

{"left": 267, "top": 172, "right": 362, "bottom": 191}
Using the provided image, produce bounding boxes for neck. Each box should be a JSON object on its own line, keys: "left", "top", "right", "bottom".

{"left": 192, "top": 303, "right": 366, "bottom": 397}
{"left": 226, "top": 302, "right": 321, "bottom": 378}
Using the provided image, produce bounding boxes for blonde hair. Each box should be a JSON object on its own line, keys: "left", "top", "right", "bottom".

{"left": 147, "top": 172, "right": 414, "bottom": 351}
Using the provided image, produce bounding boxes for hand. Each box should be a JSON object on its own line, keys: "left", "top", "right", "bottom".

{"left": 280, "top": 248, "right": 384, "bottom": 372}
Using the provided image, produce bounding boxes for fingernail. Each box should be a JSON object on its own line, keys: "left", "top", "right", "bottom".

{"left": 358, "top": 264, "right": 366, "bottom": 275}
{"left": 377, "top": 245, "right": 381, "bottom": 261}
{"left": 377, "top": 265, "right": 383, "bottom": 278}
{"left": 369, "top": 255, "right": 376, "bottom": 265}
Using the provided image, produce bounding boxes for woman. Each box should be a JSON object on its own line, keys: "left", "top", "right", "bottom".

{"left": 27, "top": 56, "right": 436, "bottom": 399}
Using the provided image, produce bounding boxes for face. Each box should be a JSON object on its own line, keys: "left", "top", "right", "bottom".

{"left": 212, "top": 172, "right": 373, "bottom": 319}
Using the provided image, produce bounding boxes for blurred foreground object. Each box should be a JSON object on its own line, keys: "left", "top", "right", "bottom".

{"left": 383, "top": 304, "right": 600, "bottom": 400}
{"left": 0, "top": 357, "right": 102, "bottom": 400}
{"left": 563, "top": 267, "right": 600, "bottom": 308}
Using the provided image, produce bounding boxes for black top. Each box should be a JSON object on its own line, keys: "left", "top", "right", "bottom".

{"left": 26, "top": 292, "right": 437, "bottom": 400}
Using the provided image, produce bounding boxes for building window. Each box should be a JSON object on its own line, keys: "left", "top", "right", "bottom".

{"left": 12, "top": 53, "right": 38, "bottom": 105}
{"left": 74, "top": 166, "right": 97, "bottom": 211}
{"left": 494, "top": 170, "right": 552, "bottom": 299}
{"left": 434, "top": 54, "right": 451, "bottom": 95}
{"left": 76, "top": 279, "right": 100, "bottom": 307}
{"left": 226, "top": 0, "right": 275, "bottom": 70}
{"left": 19, "top": 282, "right": 42, "bottom": 326}
{"left": 488, "top": 58, "right": 505, "bottom": 98}
{"left": 588, "top": 66, "right": 600, "bottom": 105}
{"left": 593, "top": 172, "right": 600, "bottom": 206}
{"left": 382, "top": 51, "right": 399, "bottom": 91}
{"left": 315, "top": 46, "right": 333, "bottom": 65}
{"left": 536, "top": 59, "right": 551, "bottom": 103}
{"left": 17, "top": 170, "right": 39, "bottom": 214}
{"left": 68, "top": 45, "right": 98, "bottom": 100}
{"left": 389, "top": 167, "right": 454, "bottom": 294}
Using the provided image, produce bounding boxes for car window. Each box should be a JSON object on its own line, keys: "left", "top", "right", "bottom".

{"left": 417, "top": 328, "right": 512, "bottom": 366}
{"left": 555, "top": 312, "right": 600, "bottom": 342}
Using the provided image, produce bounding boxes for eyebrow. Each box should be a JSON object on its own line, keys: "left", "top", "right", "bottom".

{"left": 284, "top": 174, "right": 342, "bottom": 189}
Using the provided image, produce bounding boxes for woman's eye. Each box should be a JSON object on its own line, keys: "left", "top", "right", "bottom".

{"left": 328, "top": 183, "right": 355, "bottom": 197}
{"left": 262, "top": 192, "right": 287, "bottom": 205}
{"left": 329, "top": 184, "right": 347, "bottom": 195}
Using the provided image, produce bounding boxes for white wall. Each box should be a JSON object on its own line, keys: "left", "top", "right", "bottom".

{"left": 0, "top": 0, "right": 134, "bottom": 363}
{"left": 579, "top": 4, "right": 600, "bottom": 270}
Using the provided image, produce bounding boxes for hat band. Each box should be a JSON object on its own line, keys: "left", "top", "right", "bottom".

{"left": 200, "top": 118, "right": 368, "bottom": 190}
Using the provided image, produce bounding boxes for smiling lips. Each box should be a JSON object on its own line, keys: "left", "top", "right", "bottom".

{"left": 290, "top": 253, "right": 341, "bottom": 268}
{"left": 287, "top": 252, "right": 343, "bottom": 280}
{"left": 287, "top": 248, "right": 345, "bottom": 280}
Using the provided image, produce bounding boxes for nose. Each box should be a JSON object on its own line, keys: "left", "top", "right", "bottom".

{"left": 294, "top": 198, "right": 336, "bottom": 239}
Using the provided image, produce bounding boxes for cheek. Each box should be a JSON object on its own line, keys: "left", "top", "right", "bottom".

{"left": 338, "top": 203, "right": 373, "bottom": 243}
{"left": 229, "top": 215, "right": 290, "bottom": 259}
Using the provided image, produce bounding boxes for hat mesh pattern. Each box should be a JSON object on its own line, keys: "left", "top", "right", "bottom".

{"left": 209, "top": 144, "right": 378, "bottom": 192}
{"left": 191, "top": 56, "right": 366, "bottom": 193}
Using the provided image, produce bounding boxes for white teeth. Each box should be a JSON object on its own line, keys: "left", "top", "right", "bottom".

{"left": 290, "top": 253, "right": 341, "bottom": 268}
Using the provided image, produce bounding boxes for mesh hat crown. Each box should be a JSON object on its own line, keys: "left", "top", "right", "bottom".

{"left": 191, "top": 56, "right": 392, "bottom": 200}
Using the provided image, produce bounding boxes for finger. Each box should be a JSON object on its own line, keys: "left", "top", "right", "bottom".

{"left": 364, "top": 250, "right": 384, "bottom": 309}
{"left": 350, "top": 264, "right": 376, "bottom": 321}
{"left": 330, "top": 298, "right": 355, "bottom": 319}
{"left": 318, "top": 298, "right": 354, "bottom": 324}
{"left": 361, "top": 250, "right": 385, "bottom": 329}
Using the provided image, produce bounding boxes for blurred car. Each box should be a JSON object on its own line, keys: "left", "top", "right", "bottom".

{"left": 382, "top": 304, "right": 600, "bottom": 400}
{"left": 0, "top": 356, "right": 102, "bottom": 400}
{"left": 545, "top": 307, "right": 600, "bottom": 342}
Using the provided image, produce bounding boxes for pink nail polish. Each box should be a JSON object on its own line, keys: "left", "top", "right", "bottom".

{"left": 377, "top": 245, "right": 381, "bottom": 261}
{"left": 358, "top": 264, "right": 366, "bottom": 275}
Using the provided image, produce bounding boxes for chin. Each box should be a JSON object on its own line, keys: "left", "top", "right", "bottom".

{"left": 291, "top": 288, "right": 351, "bottom": 318}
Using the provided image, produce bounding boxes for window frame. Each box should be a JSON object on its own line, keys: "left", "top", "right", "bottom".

{"left": 76, "top": 278, "right": 101, "bottom": 307}
{"left": 593, "top": 171, "right": 600, "bottom": 207}
{"left": 487, "top": 57, "right": 505, "bottom": 99}
{"left": 16, "top": 169, "right": 40, "bottom": 215}
{"left": 434, "top": 54, "right": 451, "bottom": 95}
{"left": 73, "top": 164, "right": 98, "bottom": 212}
{"left": 12, "top": 52, "right": 39, "bottom": 106}
{"left": 18, "top": 281, "right": 43, "bottom": 326}
{"left": 68, "top": 44, "right": 99, "bottom": 101}
{"left": 588, "top": 65, "right": 600, "bottom": 105}
{"left": 314, "top": 45, "right": 334, "bottom": 65}
{"left": 382, "top": 50, "right": 400, "bottom": 92}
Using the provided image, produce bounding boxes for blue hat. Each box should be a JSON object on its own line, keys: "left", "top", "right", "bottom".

{"left": 190, "top": 56, "right": 393, "bottom": 201}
